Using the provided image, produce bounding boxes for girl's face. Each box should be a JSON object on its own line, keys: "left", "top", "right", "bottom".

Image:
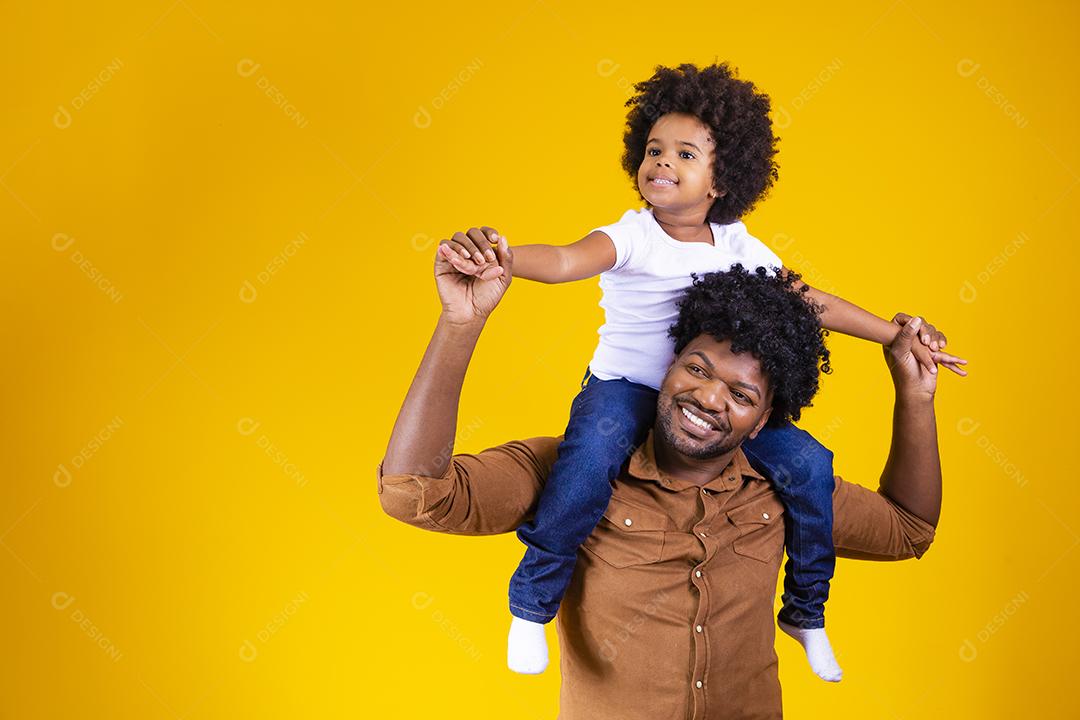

{"left": 637, "top": 112, "right": 720, "bottom": 213}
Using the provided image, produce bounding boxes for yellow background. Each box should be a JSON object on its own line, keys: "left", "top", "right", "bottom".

{"left": 2, "top": 1, "right": 1076, "bottom": 717}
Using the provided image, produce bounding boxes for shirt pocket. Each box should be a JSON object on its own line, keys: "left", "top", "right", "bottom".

{"left": 581, "top": 494, "right": 669, "bottom": 569}
{"left": 726, "top": 496, "right": 785, "bottom": 563}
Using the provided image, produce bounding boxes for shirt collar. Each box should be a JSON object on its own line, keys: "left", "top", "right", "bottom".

{"left": 627, "top": 428, "right": 766, "bottom": 492}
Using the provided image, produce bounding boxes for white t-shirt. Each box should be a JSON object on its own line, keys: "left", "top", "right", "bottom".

{"left": 587, "top": 207, "right": 784, "bottom": 390}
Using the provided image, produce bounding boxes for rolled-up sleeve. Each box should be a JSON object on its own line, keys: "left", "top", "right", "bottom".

{"left": 377, "top": 436, "right": 561, "bottom": 535}
{"left": 832, "top": 475, "right": 937, "bottom": 561}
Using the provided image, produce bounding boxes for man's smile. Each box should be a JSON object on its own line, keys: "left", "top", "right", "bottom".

{"left": 676, "top": 401, "right": 727, "bottom": 437}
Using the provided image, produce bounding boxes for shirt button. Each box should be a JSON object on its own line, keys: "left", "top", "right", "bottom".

{"left": 762, "top": 512, "right": 770, "bottom": 520}
{"left": 695, "top": 625, "right": 702, "bottom": 633}
{"left": 624, "top": 518, "right": 633, "bottom": 526}
{"left": 695, "top": 570, "right": 702, "bottom": 578}
{"left": 696, "top": 680, "right": 703, "bottom": 689}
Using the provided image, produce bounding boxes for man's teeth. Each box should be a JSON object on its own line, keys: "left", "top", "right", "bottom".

{"left": 681, "top": 406, "right": 713, "bottom": 431}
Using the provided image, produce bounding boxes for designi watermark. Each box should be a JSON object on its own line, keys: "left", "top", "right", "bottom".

{"left": 53, "top": 58, "right": 124, "bottom": 129}
{"left": 237, "top": 417, "right": 307, "bottom": 488}
{"left": 413, "top": 58, "right": 484, "bottom": 129}
{"left": 958, "top": 232, "right": 1027, "bottom": 303}
{"left": 956, "top": 59, "right": 1028, "bottom": 129}
{"left": 51, "top": 591, "right": 123, "bottom": 662}
{"left": 239, "top": 591, "right": 310, "bottom": 662}
{"left": 51, "top": 233, "right": 123, "bottom": 303}
{"left": 239, "top": 232, "right": 308, "bottom": 303}
{"left": 54, "top": 415, "right": 125, "bottom": 488}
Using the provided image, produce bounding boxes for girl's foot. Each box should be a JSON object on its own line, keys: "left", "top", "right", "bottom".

{"left": 778, "top": 621, "right": 843, "bottom": 682}
{"left": 507, "top": 616, "right": 549, "bottom": 674}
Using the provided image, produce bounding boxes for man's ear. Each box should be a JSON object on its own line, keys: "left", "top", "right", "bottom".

{"left": 747, "top": 407, "right": 772, "bottom": 440}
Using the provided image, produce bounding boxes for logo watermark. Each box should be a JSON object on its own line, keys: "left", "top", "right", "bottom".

{"left": 410, "top": 591, "right": 482, "bottom": 661}
{"left": 237, "top": 59, "right": 309, "bottom": 129}
{"left": 51, "top": 592, "right": 123, "bottom": 661}
{"left": 237, "top": 417, "right": 307, "bottom": 488}
{"left": 239, "top": 232, "right": 308, "bottom": 303}
{"left": 958, "top": 590, "right": 1029, "bottom": 662}
{"left": 53, "top": 415, "right": 125, "bottom": 487}
{"left": 239, "top": 591, "right": 310, "bottom": 662}
{"left": 413, "top": 58, "right": 485, "bottom": 129}
{"left": 956, "top": 59, "right": 1028, "bottom": 129}
{"left": 958, "top": 232, "right": 1027, "bottom": 303}
{"left": 775, "top": 58, "right": 844, "bottom": 129}
{"left": 53, "top": 58, "right": 124, "bottom": 129}
{"left": 51, "top": 233, "right": 123, "bottom": 303}
{"left": 956, "top": 417, "right": 1026, "bottom": 488}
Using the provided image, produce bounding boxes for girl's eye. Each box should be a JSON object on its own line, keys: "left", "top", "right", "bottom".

{"left": 647, "top": 148, "right": 660, "bottom": 156}
{"left": 680, "top": 151, "right": 695, "bottom": 159}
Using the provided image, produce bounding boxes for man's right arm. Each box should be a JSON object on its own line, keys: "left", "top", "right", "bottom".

{"left": 379, "top": 234, "right": 557, "bottom": 534}
{"left": 382, "top": 233, "right": 513, "bottom": 478}
{"left": 378, "top": 436, "right": 560, "bottom": 535}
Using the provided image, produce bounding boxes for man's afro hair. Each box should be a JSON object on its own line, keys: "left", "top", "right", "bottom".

{"left": 667, "top": 264, "right": 831, "bottom": 427}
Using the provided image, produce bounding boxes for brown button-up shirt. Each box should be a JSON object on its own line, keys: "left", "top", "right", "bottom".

{"left": 377, "top": 430, "right": 936, "bottom": 719}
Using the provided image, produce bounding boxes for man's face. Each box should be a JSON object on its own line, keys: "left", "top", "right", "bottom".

{"left": 656, "top": 335, "right": 773, "bottom": 460}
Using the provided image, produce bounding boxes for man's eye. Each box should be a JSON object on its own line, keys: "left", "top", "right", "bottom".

{"left": 689, "top": 365, "right": 705, "bottom": 376}
{"left": 732, "top": 391, "right": 750, "bottom": 403}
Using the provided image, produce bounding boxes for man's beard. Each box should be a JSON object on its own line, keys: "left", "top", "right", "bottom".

{"left": 656, "top": 391, "right": 747, "bottom": 460}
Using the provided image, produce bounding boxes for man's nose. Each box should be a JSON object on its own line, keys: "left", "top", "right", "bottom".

{"left": 691, "top": 386, "right": 727, "bottom": 417}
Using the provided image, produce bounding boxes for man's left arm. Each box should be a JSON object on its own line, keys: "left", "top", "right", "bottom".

{"left": 832, "top": 314, "right": 946, "bottom": 560}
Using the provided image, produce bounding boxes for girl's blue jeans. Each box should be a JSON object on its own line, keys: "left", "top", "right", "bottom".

{"left": 508, "top": 367, "right": 835, "bottom": 629}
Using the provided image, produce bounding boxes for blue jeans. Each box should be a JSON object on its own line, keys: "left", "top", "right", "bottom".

{"left": 508, "top": 366, "right": 835, "bottom": 629}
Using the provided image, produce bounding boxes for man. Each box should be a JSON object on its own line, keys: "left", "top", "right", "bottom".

{"left": 378, "top": 235, "right": 946, "bottom": 719}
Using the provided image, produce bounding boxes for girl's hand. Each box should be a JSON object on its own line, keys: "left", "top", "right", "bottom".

{"left": 434, "top": 232, "right": 513, "bottom": 325}
{"left": 892, "top": 312, "right": 968, "bottom": 376}
{"left": 437, "top": 226, "right": 502, "bottom": 278}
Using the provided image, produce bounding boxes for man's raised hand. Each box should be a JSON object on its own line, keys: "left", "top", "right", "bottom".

{"left": 438, "top": 226, "right": 502, "bottom": 279}
{"left": 884, "top": 314, "right": 963, "bottom": 399}
{"left": 892, "top": 312, "right": 968, "bottom": 377}
{"left": 435, "top": 230, "right": 513, "bottom": 326}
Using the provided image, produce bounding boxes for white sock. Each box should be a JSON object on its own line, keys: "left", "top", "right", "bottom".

{"left": 507, "top": 616, "right": 549, "bottom": 674}
{"left": 778, "top": 621, "right": 843, "bottom": 682}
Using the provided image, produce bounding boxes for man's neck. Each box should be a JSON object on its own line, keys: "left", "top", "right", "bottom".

{"left": 651, "top": 427, "right": 741, "bottom": 487}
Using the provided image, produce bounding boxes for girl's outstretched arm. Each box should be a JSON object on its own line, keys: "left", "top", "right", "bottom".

{"left": 439, "top": 226, "right": 616, "bottom": 283}
{"left": 786, "top": 269, "right": 968, "bottom": 377}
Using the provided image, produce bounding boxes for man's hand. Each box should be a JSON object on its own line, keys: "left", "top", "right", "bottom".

{"left": 435, "top": 231, "right": 513, "bottom": 326}
{"left": 438, "top": 226, "right": 502, "bottom": 278}
{"left": 884, "top": 314, "right": 965, "bottom": 398}
{"left": 893, "top": 312, "right": 968, "bottom": 377}
{"left": 878, "top": 313, "right": 945, "bottom": 526}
